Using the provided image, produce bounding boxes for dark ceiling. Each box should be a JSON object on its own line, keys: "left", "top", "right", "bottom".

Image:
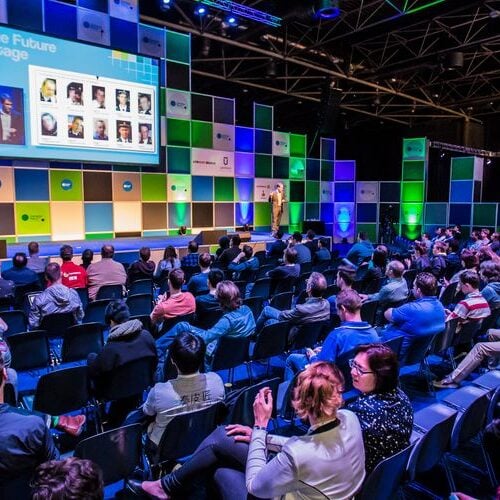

{"left": 139, "top": 0, "right": 500, "bottom": 142}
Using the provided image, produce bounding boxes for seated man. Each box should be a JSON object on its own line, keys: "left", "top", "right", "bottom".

{"left": 155, "top": 281, "right": 255, "bottom": 373}
{"left": 150, "top": 269, "right": 196, "bottom": 328}
{"left": 195, "top": 270, "right": 224, "bottom": 316}
{"left": 31, "top": 457, "right": 103, "bottom": 500}
{"left": 360, "top": 260, "right": 408, "bottom": 311}
{"left": 29, "top": 263, "right": 84, "bottom": 329}
{"left": 313, "top": 238, "right": 331, "bottom": 264}
{"left": 255, "top": 272, "right": 329, "bottom": 340}
{"left": 267, "top": 230, "right": 286, "bottom": 260}
{"left": 86, "top": 245, "right": 127, "bottom": 301}
{"left": 327, "top": 265, "right": 356, "bottom": 314}
{"left": 186, "top": 253, "right": 211, "bottom": 295}
{"left": 228, "top": 245, "right": 260, "bottom": 283}
{"left": 267, "top": 247, "right": 301, "bottom": 296}
{"left": 180, "top": 241, "right": 200, "bottom": 268}
{"left": 26, "top": 241, "right": 48, "bottom": 274}
{"left": 346, "top": 232, "right": 374, "bottom": 267}
{"left": 382, "top": 272, "right": 446, "bottom": 362}
{"left": 127, "top": 246, "right": 155, "bottom": 285}
{"left": 142, "top": 332, "right": 224, "bottom": 454}
{"left": 60, "top": 245, "right": 87, "bottom": 289}
{"left": 434, "top": 328, "right": 500, "bottom": 388}
{"left": 2, "top": 252, "right": 39, "bottom": 286}
{"left": 445, "top": 270, "right": 491, "bottom": 334}
{"left": 288, "top": 232, "right": 311, "bottom": 265}
{"left": 217, "top": 235, "right": 242, "bottom": 270}
{"left": 285, "top": 289, "right": 379, "bottom": 379}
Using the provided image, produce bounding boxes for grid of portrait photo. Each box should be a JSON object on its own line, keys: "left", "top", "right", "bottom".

{"left": 29, "top": 66, "right": 156, "bottom": 153}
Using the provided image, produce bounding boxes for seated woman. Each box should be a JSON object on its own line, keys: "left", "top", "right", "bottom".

{"left": 154, "top": 246, "right": 181, "bottom": 282}
{"left": 347, "top": 343, "right": 413, "bottom": 474}
{"left": 130, "top": 361, "right": 365, "bottom": 499}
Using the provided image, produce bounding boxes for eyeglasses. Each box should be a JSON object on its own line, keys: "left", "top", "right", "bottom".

{"left": 348, "top": 359, "right": 375, "bottom": 376}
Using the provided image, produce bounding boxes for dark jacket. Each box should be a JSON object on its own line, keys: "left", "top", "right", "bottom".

{"left": 87, "top": 319, "right": 157, "bottom": 379}
{"left": 0, "top": 404, "right": 59, "bottom": 481}
{"left": 267, "top": 239, "right": 286, "bottom": 259}
{"left": 217, "top": 247, "right": 241, "bottom": 269}
{"left": 127, "top": 259, "right": 155, "bottom": 284}
{"left": 195, "top": 293, "right": 220, "bottom": 316}
{"left": 2, "top": 266, "right": 39, "bottom": 286}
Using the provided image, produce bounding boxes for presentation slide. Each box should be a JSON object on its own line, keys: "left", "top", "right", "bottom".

{"left": 0, "top": 26, "right": 159, "bottom": 164}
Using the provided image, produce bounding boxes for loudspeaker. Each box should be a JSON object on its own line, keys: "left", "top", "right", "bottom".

{"left": 193, "top": 230, "right": 227, "bottom": 245}
{"left": 229, "top": 232, "right": 252, "bottom": 242}
{"left": 0, "top": 240, "right": 6, "bottom": 259}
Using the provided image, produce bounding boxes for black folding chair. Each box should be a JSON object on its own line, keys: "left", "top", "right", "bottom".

{"left": 128, "top": 279, "right": 154, "bottom": 296}
{"left": 61, "top": 323, "right": 104, "bottom": 363}
{"left": 75, "top": 287, "right": 89, "bottom": 311}
{"left": 360, "top": 300, "right": 379, "bottom": 326}
{"left": 248, "top": 278, "right": 271, "bottom": 301}
{"left": 95, "top": 284, "right": 123, "bottom": 300}
{"left": 194, "top": 308, "right": 224, "bottom": 330}
{"left": 40, "top": 312, "right": 76, "bottom": 339}
{"left": 0, "top": 310, "right": 27, "bottom": 337}
{"left": 7, "top": 330, "right": 50, "bottom": 372}
{"left": 289, "top": 320, "right": 330, "bottom": 351}
{"left": 75, "top": 424, "right": 143, "bottom": 486}
{"left": 158, "top": 312, "right": 195, "bottom": 338}
{"left": 83, "top": 299, "right": 111, "bottom": 325}
{"left": 211, "top": 336, "right": 250, "bottom": 384}
{"left": 242, "top": 296, "right": 264, "bottom": 322}
{"left": 269, "top": 291, "right": 293, "bottom": 311}
{"left": 126, "top": 293, "right": 153, "bottom": 316}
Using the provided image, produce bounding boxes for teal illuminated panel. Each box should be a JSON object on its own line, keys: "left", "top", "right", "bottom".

{"left": 451, "top": 157, "right": 474, "bottom": 180}
{"left": 402, "top": 160, "right": 425, "bottom": 181}
{"left": 290, "top": 134, "right": 306, "bottom": 157}
{"left": 401, "top": 182, "right": 424, "bottom": 202}
{"left": 424, "top": 203, "right": 447, "bottom": 225}
{"left": 167, "top": 146, "right": 190, "bottom": 174}
{"left": 473, "top": 204, "right": 496, "bottom": 227}
{"left": 167, "top": 118, "right": 190, "bottom": 147}
{"left": 191, "top": 121, "right": 213, "bottom": 149}
{"left": 166, "top": 30, "right": 190, "bottom": 64}
{"left": 402, "top": 137, "right": 426, "bottom": 160}
{"left": 306, "top": 181, "right": 320, "bottom": 203}
{"left": 289, "top": 157, "right": 305, "bottom": 180}
{"left": 254, "top": 104, "right": 273, "bottom": 130}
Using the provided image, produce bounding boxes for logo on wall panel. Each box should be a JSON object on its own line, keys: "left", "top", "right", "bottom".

{"left": 61, "top": 179, "right": 73, "bottom": 191}
{"left": 122, "top": 180, "right": 133, "bottom": 192}
{"left": 191, "top": 149, "right": 235, "bottom": 177}
{"left": 21, "top": 213, "right": 45, "bottom": 222}
{"left": 167, "top": 90, "right": 190, "bottom": 118}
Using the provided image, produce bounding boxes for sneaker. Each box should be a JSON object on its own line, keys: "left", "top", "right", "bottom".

{"left": 56, "top": 415, "right": 86, "bottom": 436}
{"left": 433, "top": 377, "right": 459, "bottom": 389}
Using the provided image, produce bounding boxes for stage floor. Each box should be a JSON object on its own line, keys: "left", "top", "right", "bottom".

{"left": 5, "top": 231, "right": 284, "bottom": 259}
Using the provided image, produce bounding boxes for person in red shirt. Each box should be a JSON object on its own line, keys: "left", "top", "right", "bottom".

{"left": 150, "top": 268, "right": 195, "bottom": 326}
{"left": 60, "top": 245, "right": 87, "bottom": 289}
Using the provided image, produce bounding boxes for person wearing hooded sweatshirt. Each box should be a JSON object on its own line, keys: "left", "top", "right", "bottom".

{"left": 28, "top": 262, "right": 84, "bottom": 329}
{"left": 346, "top": 232, "right": 374, "bottom": 267}
{"left": 127, "top": 246, "right": 156, "bottom": 285}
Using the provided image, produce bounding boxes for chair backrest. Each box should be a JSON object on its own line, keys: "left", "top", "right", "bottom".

{"left": 75, "top": 424, "right": 142, "bottom": 485}
{"left": 442, "top": 386, "right": 491, "bottom": 449}
{"left": 33, "top": 366, "right": 90, "bottom": 415}
{"left": 452, "top": 319, "right": 482, "bottom": 348}
{"left": 248, "top": 277, "right": 271, "bottom": 300}
{"left": 194, "top": 308, "right": 224, "bottom": 330}
{"left": 242, "top": 296, "right": 264, "bottom": 321}
{"left": 360, "top": 300, "right": 379, "bottom": 325}
{"left": 383, "top": 335, "right": 404, "bottom": 359}
{"left": 95, "top": 356, "right": 156, "bottom": 401}
{"left": 233, "top": 281, "right": 247, "bottom": 298}
{"left": 440, "top": 282, "right": 458, "bottom": 307}
{"left": 251, "top": 321, "right": 289, "bottom": 361}
{"left": 128, "top": 279, "right": 153, "bottom": 296}
{"left": 403, "top": 269, "right": 418, "bottom": 289}
{"left": 157, "top": 403, "right": 223, "bottom": 463}
{"left": 255, "top": 264, "right": 273, "bottom": 280}
{"left": 400, "top": 333, "right": 435, "bottom": 366}
{"left": 312, "top": 261, "right": 330, "bottom": 273}
{"left": 159, "top": 312, "right": 195, "bottom": 336}
{"left": 75, "top": 287, "right": 89, "bottom": 311}
{"left": 0, "top": 310, "right": 27, "bottom": 337}
{"left": 7, "top": 330, "right": 50, "bottom": 371}
{"left": 40, "top": 312, "right": 76, "bottom": 338}
{"left": 14, "top": 282, "right": 41, "bottom": 309}
{"left": 0, "top": 474, "right": 32, "bottom": 500}
{"left": 211, "top": 336, "right": 250, "bottom": 372}
{"left": 129, "top": 314, "right": 154, "bottom": 335}
{"left": 323, "top": 269, "right": 336, "bottom": 286}
{"left": 335, "top": 348, "right": 358, "bottom": 393}
{"left": 407, "top": 403, "right": 457, "bottom": 480}
{"left": 95, "top": 284, "right": 123, "bottom": 300}
{"left": 433, "top": 319, "right": 458, "bottom": 353}
{"left": 226, "top": 378, "right": 280, "bottom": 426}
{"left": 486, "top": 386, "right": 500, "bottom": 424}
{"left": 181, "top": 265, "right": 200, "bottom": 282}
{"left": 300, "top": 262, "right": 312, "bottom": 274}
{"left": 289, "top": 320, "right": 330, "bottom": 351}
{"left": 126, "top": 293, "right": 153, "bottom": 316}
{"left": 254, "top": 250, "right": 267, "bottom": 265}
{"left": 3, "top": 382, "right": 17, "bottom": 406}
{"left": 61, "top": 322, "right": 104, "bottom": 363}
{"left": 83, "top": 299, "right": 111, "bottom": 325}
{"left": 269, "top": 291, "right": 293, "bottom": 311}
{"left": 359, "top": 443, "right": 414, "bottom": 500}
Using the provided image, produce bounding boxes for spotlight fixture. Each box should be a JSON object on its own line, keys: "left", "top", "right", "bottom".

{"left": 159, "top": 0, "right": 172, "bottom": 11}
{"left": 313, "top": 0, "right": 340, "bottom": 19}
{"left": 266, "top": 59, "right": 277, "bottom": 78}
{"left": 196, "top": 5, "right": 207, "bottom": 15}
{"left": 226, "top": 15, "right": 238, "bottom": 25}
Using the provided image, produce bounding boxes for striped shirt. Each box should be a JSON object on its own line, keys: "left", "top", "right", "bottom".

{"left": 447, "top": 291, "right": 491, "bottom": 331}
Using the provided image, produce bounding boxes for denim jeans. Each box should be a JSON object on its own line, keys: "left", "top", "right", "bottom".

{"left": 255, "top": 305, "right": 281, "bottom": 334}
{"left": 284, "top": 353, "right": 308, "bottom": 381}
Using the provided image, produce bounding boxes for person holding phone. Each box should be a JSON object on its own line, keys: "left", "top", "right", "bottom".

{"left": 129, "top": 361, "right": 365, "bottom": 499}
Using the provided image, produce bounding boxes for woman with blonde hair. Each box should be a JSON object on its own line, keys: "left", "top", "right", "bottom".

{"left": 130, "top": 361, "right": 365, "bottom": 499}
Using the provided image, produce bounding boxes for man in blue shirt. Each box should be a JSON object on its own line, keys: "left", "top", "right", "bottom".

{"left": 289, "top": 232, "right": 311, "bottom": 264}
{"left": 181, "top": 241, "right": 200, "bottom": 268}
{"left": 186, "top": 253, "right": 211, "bottom": 295}
{"left": 382, "top": 272, "right": 446, "bottom": 363}
{"left": 285, "top": 289, "right": 380, "bottom": 380}
{"left": 346, "top": 232, "right": 374, "bottom": 267}
{"left": 2, "top": 253, "right": 39, "bottom": 286}
{"left": 228, "top": 245, "right": 260, "bottom": 282}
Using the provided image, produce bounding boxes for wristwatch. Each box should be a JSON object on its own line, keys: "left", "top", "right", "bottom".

{"left": 253, "top": 425, "right": 267, "bottom": 431}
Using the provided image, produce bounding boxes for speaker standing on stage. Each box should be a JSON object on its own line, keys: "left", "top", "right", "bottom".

{"left": 269, "top": 182, "right": 286, "bottom": 237}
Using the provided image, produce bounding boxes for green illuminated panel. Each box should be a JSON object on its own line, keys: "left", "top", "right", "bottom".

{"left": 50, "top": 170, "right": 83, "bottom": 202}
{"left": 356, "top": 223, "right": 377, "bottom": 242}
{"left": 289, "top": 157, "right": 305, "bottom": 180}
{"left": 16, "top": 203, "right": 51, "bottom": 235}
{"left": 402, "top": 160, "right": 425, "bottom": 181}
{"left": 401, "top": 224, "right": 422, "bottom": 240}
{"left": 401, "top": 203, "right": 423, "bottom": 226}
{"left": 85, "top": 232, "right": 114, "bottom": 240}
{"left": 254, "top": 105, "right": 273, "bottom": 130}
{"left": 289, "top": 202, "right": 304, "bottom": 227}
{"left": 255, "top": 154, "right": 272, "bottom": 178}
{"left": 451, "top": 157, "right": 474, "bottom": 180}
{"left": 306, "top": 181, "right": 320, "bottom": 203}
{"left": 290, "top": 134, "right": 306, "bottom": 157}
{"left": 473, "top": 204, "right": 496, "bottom": 227}
{"left": 167, "top": 118, "right": 190, "bottom": 147}
{"left": 142, "top": 174, "right": 167, "bottom": 202}
{"left": 401, "top": 182, "right": 424, "bottom": 202}
{"left": 191, "top": 121, "right": 213, "bottom": 149}
{"left": 214, "top": 177, "right": 234, "bottom": 202}
{"left": 254, "top": 202, "right": 270, "bottom": 226}
{"left": 169, "top": 202, "right": 190, "bottom": 226}
{"left": 166, "top": 30, "right": 190, "bottom": 64}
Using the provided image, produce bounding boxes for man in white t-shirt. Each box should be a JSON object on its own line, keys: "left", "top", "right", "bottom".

{"left": 142, "top": 330, "right": 225, "bottom": 454}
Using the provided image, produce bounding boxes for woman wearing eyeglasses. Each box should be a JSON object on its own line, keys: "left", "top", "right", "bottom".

{"left": 347, "top": 343, "right": 413, "bottom": 474}
{"left": 130, "top": 361, "right": 365, "bottom": 499}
